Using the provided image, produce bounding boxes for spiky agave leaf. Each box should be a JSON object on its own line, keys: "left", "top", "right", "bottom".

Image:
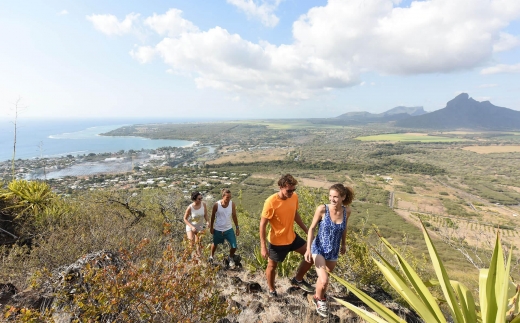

{"left": 330, "top": 273, "right": 406, "bottom": 323}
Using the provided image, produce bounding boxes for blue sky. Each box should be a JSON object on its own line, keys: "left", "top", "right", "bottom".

{"left": 1, "top": 0, "right": 519, "bottom": 119}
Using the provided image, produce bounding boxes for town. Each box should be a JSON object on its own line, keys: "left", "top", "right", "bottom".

{"left": 0, "top": 142, "right": 296, "bottom": 195}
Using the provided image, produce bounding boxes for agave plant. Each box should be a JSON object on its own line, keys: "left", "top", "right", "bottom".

{"left": 0, "top": 179, "right": 56, "bottom": 219}
{"left": 331, "top": 221, "right": 520, "bottom": 323}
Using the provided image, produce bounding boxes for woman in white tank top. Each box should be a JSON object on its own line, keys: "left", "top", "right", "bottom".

{"left": 183, "top": 191, "right": 208, "bottom": 258}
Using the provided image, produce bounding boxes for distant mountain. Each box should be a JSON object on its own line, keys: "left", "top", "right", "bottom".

{"left": 333, "top": 106, "right": 426, "bottom": 124}
{"left": 380, "top": 106, "right": 426, "bottom": 117}
{"left": 395, "top": 93, "right": 520, "bottom": 130}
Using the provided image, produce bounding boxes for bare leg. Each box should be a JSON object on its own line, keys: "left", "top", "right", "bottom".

{"left": 186, "top": 231, "right": 197, "bottom": 256}
{"left": 293, "top": 244, "right": 313, "bottom": 281}
{"left": 229, "top": 247, "right": 236, "bottom": 257}
{"left": 194, "top": 232, "right": 201, "bottom": 257}
{"left": 210, "top": 243, "right": 217, "bottom": 257}
{"left": 313, "top": 254, "right": 337, "bottom": 299}
{"left": 266, "top": 258, "right": 278, "bottom": 292}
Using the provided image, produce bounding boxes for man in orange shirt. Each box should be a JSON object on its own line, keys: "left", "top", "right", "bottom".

{"left": 260, "top": 174, "right": 314, "bottom": 297}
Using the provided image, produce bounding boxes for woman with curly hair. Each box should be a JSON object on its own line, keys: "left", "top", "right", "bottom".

{"left": 305, "top": 183, "right": 354, "bottom": 317}
{"left": 183, "top": 191, "right": 209, "bottom": 258}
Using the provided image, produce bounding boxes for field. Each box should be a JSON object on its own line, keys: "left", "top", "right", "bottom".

{"left": 93, "top": 120, "right": 520, "bottom": 288}
{"left": 238, "top": 120, "right": 350, "bottom": 130}
{"left": 206, "top": 148, "right": 292, "bottom": 165}
{"left": 355, "top": 133, "right": 468, "bottom": 142}
{"left": 462, "top": 145, "right": 520, "bottom": 154}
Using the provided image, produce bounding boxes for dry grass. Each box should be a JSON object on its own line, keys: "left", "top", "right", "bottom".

{"left": 298, "top": 178, "right": 332, "bottom": 189}
{"left": 462, "top": 145, "right": 520, "bottom": 154}
{"left": 206, "top": 148, "right": 291, "bottom": 165}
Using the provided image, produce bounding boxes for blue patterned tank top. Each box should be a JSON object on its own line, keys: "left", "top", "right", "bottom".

{"left": 311, "top": 204, "right": 347, "bottom": 260}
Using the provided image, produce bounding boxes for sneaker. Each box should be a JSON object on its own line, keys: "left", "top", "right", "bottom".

{"left": 208, "top": 256, "right": 214, "bottom": 263}
{"left": 269, "top": 290, "right": 278, "bottom": 297}
{"left": 313, "top": 296, "right": 328, "bottom": 317}
{"left": 291, "top": 277, "right": 314, "bottom": 293}
{"left": 228, "top": 256, "right": 235, "bottom": 269}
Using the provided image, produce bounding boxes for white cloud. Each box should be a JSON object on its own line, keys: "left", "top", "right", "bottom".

{"left": 227, "top": 0, "right": 282, "bottom": 27}
{"left": 130, "top": 46, "right": 156, "bottom": 63}
{"left": 480, "top": 63, "right": 520, "bottom": 74}
{"left": 292, "top": 0, "right": 520, "bottom": 75}
{"left": 478, "top": 83, "right": 498, "bottom": 88}
{"left": 146, "top": 26, "right": 358, "bottom": 100}
{"left": 95, "top": 0, "right": 520, "bottom": 102}
{"left": 57, "top": 10, "right": 68, "bottom": 16}
{"left": 144, "top": 9, "right": 198, "bottom": 37}
{"left": 86, "top": 13, "right": 140, "bottom": 36}
{"left": 493, "top": 32, "right": 520, "bottom": 52}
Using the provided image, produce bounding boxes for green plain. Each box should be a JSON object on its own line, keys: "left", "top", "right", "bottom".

{"left": 355, "top": 133, "right": 467, "bottom": 142}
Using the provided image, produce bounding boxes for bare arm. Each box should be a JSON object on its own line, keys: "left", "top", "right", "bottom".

{"left": 305, "top": 205, "right": 325, "bottom": 262}
{"left": 210, "top": 203, "right": 218, "bottom": 234}
{"left": 203, "top": 202, "right": 208, "bottom": 223}
{"left": 232, "top": 202, "right": 239, "bottom": 236}
{"left": 259, "top": 216, "right": 269, "bottom": 258}
{"left": 294, "top": 210, "right": 308, "bottom": 233}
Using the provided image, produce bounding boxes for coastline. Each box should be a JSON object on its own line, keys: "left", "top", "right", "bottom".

{"left": 0, "top": 119, "right": 198, "bottom": 162}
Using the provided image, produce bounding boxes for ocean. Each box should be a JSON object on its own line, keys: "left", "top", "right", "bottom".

{"left": 0, "top": 117, "right": 211, "bottom": 162}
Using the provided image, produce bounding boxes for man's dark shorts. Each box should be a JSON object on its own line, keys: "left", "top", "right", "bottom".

{"left": 268, "top": 234, "right": 306, "bottom": 263}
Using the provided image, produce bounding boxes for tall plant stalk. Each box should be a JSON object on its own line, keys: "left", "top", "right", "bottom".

{"left": 11, "top": 98, "right": 21, "bottom": 179}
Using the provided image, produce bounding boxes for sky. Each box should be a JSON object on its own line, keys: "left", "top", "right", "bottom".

{"left": 1, "top": 0, "right": 520, "bottom": 120}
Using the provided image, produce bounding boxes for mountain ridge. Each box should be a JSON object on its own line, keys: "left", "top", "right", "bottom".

{"left": 395, "top": 93, "right": 520, "bottom": 130}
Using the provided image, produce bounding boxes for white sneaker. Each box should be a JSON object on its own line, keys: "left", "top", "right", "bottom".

{"left": 313, "top": 296, "right": 328, "bottom": 317}
{"left": 228, "top": 256, "right": 236, "bottom": 269}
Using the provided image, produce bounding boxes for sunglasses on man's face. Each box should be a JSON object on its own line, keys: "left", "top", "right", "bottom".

{"left": 286, "top": 188, "right": 296, "bottom": 193}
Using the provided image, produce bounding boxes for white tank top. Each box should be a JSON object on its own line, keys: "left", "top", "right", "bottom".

{"left": 188, "top": 204, "right": 205, "bottom": 226}
{"left": 213, "top": 200, "right": 233, "bottom": 231}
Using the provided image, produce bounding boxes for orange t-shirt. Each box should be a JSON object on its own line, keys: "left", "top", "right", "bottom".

{"left": 261, "top": 192, "right": 298, "bottom": 246}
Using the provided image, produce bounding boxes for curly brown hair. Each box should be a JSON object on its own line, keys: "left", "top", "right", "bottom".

{"left": 278, "top": 174, "right": 298, "bottom": 187}
{"left": 191, "top": 191, "right": 202, "bottom": 201}
{"left": 330, "top": 183, "right": 354, "bottom": 206}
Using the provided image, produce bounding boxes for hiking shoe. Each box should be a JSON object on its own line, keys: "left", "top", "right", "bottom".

{"left": 208, "top": 256, "right": 214, "bottom": 264}
{"left": 269, "top": 290, "right": 278, "bottom": 297}
{"left": 228, "top": 256, "right": 236, "bottom": 269}
{"left": 291, "top": 277, "right": 314, "bottom": 293}
{"left": 313, "top": 296, "right": 328, "bottom": 317}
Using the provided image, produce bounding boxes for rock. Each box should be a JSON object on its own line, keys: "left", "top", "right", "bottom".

{"left": 286, "top": 285, "right": 304, "bottom": 296}
{"left": 248, "top": 300, "right": 264, "bottom": 314}
{"left": 230, "top": 276, "right": 243, "bottom": 286}
{"left": 7, "top": 288, "right": 53, "bottom": 310}
{"left": 228, "top": 299, "right": 243, "bottom": 310}
{"left": 217, "top": 319, "right": 234, "bottom": 323}
{"left": 1, "top": 250, "right": 123, "bottom": 321}
{"left": 0, "top": 283, "right": 17, "bottom": 303}
{"left": 245, "top": 282, "right": 262, "bottom": 293}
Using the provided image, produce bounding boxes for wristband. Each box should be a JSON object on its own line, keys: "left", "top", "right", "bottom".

{"left": 236, "top": 225, "right": 240, "bottom": 229}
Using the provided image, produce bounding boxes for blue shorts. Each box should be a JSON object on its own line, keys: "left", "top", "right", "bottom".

{"left": 213, "top": 228, "right": 237, "bottom": 248}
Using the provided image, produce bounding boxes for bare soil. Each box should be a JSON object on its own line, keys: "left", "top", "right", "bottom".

{"left": 207, "top": 148, "right": 291, "bottom": 165}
